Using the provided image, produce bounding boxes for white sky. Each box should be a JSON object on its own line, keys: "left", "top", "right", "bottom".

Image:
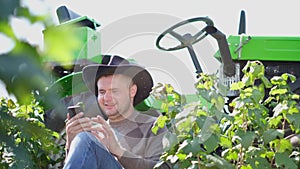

{"left": 1, "top": 0, "right": 300, "bottom": 97}
{"left": 44, "top": 0, "right": 300, "bottom": 36}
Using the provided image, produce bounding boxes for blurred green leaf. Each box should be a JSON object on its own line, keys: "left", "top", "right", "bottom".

{"left": 0, "top": 0, "right": 20, "bottom": 22}
{"left": 271, "top": 76, "right": 287, "bottom": 86}
{"left": 0, "top": 54, "right": 47, "bottom": 104}
{"left": 230, "top": 81, "right": 245, "bottom": 90}
{"left": 236, "top": 130, "right": 256, "bottom": 149}
{"left": 203, "top": 134, "right": 219, "bottom": 153}
{"left": 281, "top": 73, "right": 296, "bottom": 83}
{"left": 211, "top": 95, "right": 225, "bottom": 111}
{"left": 247, "top": 156, "right": 271, "bottom": 169}
{"left": 251, "top": 88, "right": 264, "bottom": 103}
{"left": 15, "top": 7, "right": 46, "bottom": 23}
{"left": 43, "top": 25, "right": 82, "bottom": 65}
{"left": 240, "top": 165, "right": 252, "bottom": 169}
{"left": 291, "top": 94, "right": 300, "bottom": 100}
{"left": 262, "top": 129, "right": 284, "bottom": 144}
{"left": 165, "top": 84, "right": 174, "bottom": 94}
{"left": 163, "top": 132, "right": 178, "bottom": 151}
{"left": 223, "top": 149, "right": 239, "bottom": 161}
{"left": 152, "top": 115, "right": 168, "bottom": 134}
{"left": 181, "top": 138, "right": 202, "bottom": 155}
{"left": 179, "top": 158, "right": 191, "bottom": 168}
{"left": 206, "top": 155, "right": 235, "bottom": 169}
{"left": 0, "top": 22, "right": 16, "bottom": 39}
{"left": 268, "top": 116, "right": 283, "bottom": 128}
{"left": 270, "top": 138, "right": 293, "bottom": 155}
{"left": 275, "top": 152, "right": 298, "bottom": 169}
{"left": 176, "top": 153, "right": 187, "bottom": 161}
{"left": 287, "top": 112, "right": 300, "bottom": 129}
{"left": 220, "top": 136, "right": 232, "bottom": 148}
{"left": 176, "top": 116, "right": 194, "bottom": 133}
{"left": 261, "top": 76, "right": 272, "bottom": 88}
{"left": 270, "top": 88, "right": 288, "bottom": 96}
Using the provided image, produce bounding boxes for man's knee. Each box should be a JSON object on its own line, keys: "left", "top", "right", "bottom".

{"left": 76, "top": 131, "right": 93, "bottom": 140}
{"left": 71, "top": 132, "right": 95, "bottom": 147}
{"left": 72, "top": 131, "right": 104, "bottom": 149}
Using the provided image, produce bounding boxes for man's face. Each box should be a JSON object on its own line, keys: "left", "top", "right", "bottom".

{"left": 96, "top": 74, "right": 137, "bottom": 121}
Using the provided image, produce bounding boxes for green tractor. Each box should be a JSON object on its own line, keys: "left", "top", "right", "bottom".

{"left": 156, "top": 10, "right": 300, "bottom": 97}
{"left": 155, "top": 11, "right": 300, "bottom": 149}
{"left": 43, "top": 6, "right": 105, "bottom": 132}
{"left": 43, "top": 7, "right": 300, "bottom": 134}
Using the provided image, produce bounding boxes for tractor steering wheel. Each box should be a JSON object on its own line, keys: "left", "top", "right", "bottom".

{"left": 156, "top": 17, "right": 214, "bottom": 51}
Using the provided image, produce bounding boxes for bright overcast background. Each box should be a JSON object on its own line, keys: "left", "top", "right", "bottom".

{"left": 1, "top": 0, "right": 300, "bottom": 97}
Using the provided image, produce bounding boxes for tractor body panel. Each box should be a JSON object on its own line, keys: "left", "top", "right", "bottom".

{"left": 213, "top": 35, "right": 300, "bottom": 97}
{"left": 215, "top": 35, "right": 300, "bottom": 62}
{"left": 43, "top": 16, "right": 103, "bottom": 99}
{"left": 43, "top": 16, "right": 102, "bottom": 64}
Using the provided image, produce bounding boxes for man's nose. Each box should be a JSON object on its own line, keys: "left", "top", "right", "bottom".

{"left": 103, "top": 91, "right": 113, "bottom": 100}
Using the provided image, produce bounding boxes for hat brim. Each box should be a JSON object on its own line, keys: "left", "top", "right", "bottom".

{"left": 82, "top": 64, "right": 153, "bottom": 106}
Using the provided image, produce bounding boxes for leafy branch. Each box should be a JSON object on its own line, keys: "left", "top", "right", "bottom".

{"left": 153, "top": 61, "right": 300, "bottom": 169}
{"left": 0, "top": 98, "right": 63, "bottom": 168}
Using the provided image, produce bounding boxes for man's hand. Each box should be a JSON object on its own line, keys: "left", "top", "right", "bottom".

{"left": 65, "top": 112, "right": 93, "bottom": 149}
{"left": 90, "top": 115, "right": 126, "bottom": 158}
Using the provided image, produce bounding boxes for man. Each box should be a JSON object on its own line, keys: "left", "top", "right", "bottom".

{"left": 63, "top": 55, "right": 170, "bottom": 169}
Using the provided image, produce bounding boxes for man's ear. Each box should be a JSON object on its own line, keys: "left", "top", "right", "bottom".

{"left": 130, "top": 84, "right": 137, "bottom": 98}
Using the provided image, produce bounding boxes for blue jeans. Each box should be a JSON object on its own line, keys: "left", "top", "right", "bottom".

{"left": 63, "top": 132, "right": 122, "bottom": 169}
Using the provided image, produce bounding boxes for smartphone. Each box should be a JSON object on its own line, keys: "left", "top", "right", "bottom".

{"left": 67, "top": 105, "right": 83, "bottom": 118}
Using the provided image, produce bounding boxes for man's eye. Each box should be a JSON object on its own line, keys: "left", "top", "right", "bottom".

{"left": 112, "top": 89, "right": 119, "bottom": 94}
{"left": 98, "top": 91, "right": 105, "bottom": 95}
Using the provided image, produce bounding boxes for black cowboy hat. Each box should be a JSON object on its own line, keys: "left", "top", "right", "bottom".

{"left": 82, "top": 55, "right": 153, "bottom": 106}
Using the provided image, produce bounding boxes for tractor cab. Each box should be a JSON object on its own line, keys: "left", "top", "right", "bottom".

{"left": 43, "top": 6, "right": 105, "bottom": 132}
{"left": 44, "top": 5, "right": 101, "bottom": 77}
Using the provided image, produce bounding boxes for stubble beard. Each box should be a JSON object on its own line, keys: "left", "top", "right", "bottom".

{"left": 102, "top": 97, "right": 133, "bottom": 122}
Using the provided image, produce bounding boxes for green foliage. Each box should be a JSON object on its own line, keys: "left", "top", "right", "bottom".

{"left": 0, "top": 0, "right": 81, "bottom": 168}
{"left": 43, "top": 25, "right": 82, "bottom": 65}
{"left": 153, "top": 61, "right": 300, "bottom": 169}
{"left": 0, "top": 0, "right": 20, "bottom": 22}
{"left": 0, "top": 97, "right": 64, "bottom": 168}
